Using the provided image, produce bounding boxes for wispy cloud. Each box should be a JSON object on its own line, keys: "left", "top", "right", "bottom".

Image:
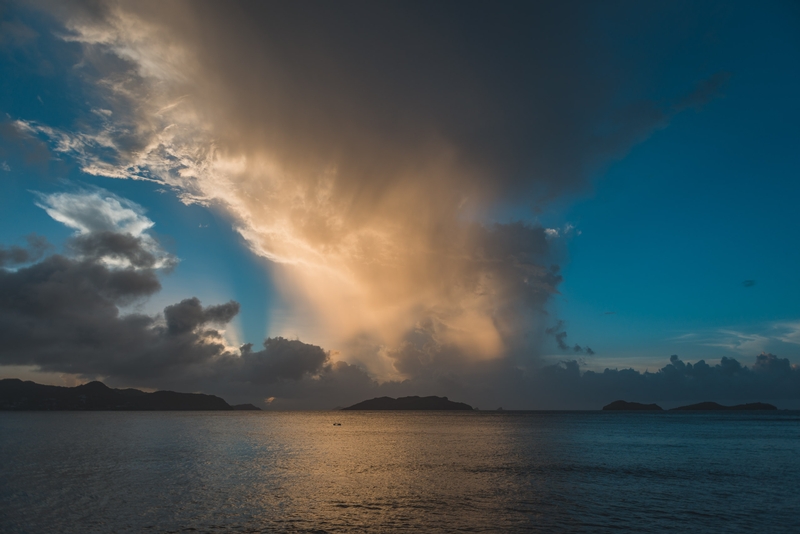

{"left": 705, "top": 330, "right": 771, "bottom": 355}
{"left": 775, "top": 322, "right": 800, "bottom": 345}
{"left": 669, "top": 324, "right": 800, "bottom": 358}
{"left": 34, "top": 189, "right": 176, "bottom": 270}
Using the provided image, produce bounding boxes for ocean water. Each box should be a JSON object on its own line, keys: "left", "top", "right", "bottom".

{"left": 1, "top": 411, "right": 799, "bottom": 533}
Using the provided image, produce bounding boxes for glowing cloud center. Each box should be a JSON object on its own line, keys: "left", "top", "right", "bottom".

{"left": 25, "top": 4, "right": 560, "bottom": 379}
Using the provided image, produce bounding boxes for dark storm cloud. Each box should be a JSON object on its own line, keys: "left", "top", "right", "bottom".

{"left": 539, "top": 319, "right": 596, "bottom": 356}
{"left": 473, "top": 222, "right": 562, "bottom": 312}
{"left": 236, "top": 338, "right": 328, "bottom": 383}
{"left": 528, "top": 353, "right": 800, "bottom": 409}
{"left": 68, "top": 231, "right": 162, "bottom": 269}
{"left": 262, "top": 351, "right": 799, "bottom": 410}
{"left": 164, "top": 297, "right": 240, "bottom": 335}
{"left": 544, "top": 320, "right": 593, "bottom": 354}
{"left": 742, "top": 280, "right": 756, "bottom": 288}
{"left": 546, "top": 323, "right": 570, "bottom": 351}
{"left": 0, "top": 236, "right": 329, "bottom": 388}
{"left": 1, "top": 253, "right": 160, "bottom": 373}
{"left": 0, "top": 234, "right": 49, "bottom": 267}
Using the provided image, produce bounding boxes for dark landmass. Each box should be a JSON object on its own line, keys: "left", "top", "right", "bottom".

{"left": 342, "top": 396, "right": 473, "bottom": 410}
{"left": 603, "top": 400, "right": 663, "bottom": 411}
{"left": 231, "top": 403, "right": 262, "bottom": 411}
{"left": 670, "top": 401, "right": 777, "bottom": 411}
{"left": 0, "top": 378, "right": 255, "bottom": 411}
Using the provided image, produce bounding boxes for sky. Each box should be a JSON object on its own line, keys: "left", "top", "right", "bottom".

{"left": 1, "top": 0, "right": 799, "bottom": 409}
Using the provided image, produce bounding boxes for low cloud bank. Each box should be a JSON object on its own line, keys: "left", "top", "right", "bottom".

{"left": 238, "top": 351, "right": 800, "bottom": 410}
{"left": 0, "top": 231, "right": 351, "bottom": 401}
{"left": 526, "top": 353, "right": 800, "bottom": 409}
{"left": 0, "top": 222, "right": 797, "bottom": 408}
{"left": 0, "top": 246, "right": 225, "bottom": 379}
{"left": 1, "top": 232, "right": 796, "bottom": 411}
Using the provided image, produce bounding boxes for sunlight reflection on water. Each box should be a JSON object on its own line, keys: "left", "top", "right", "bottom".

{"left": 2, "top": 411, "right": 799, "bottom": 532}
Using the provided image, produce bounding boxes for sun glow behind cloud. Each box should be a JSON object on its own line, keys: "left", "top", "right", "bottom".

{"left": 14, "top": 0, "right": 735, "bottom": 387}
{"left": 17, "top": 1, "right": 573, "bottom": 380}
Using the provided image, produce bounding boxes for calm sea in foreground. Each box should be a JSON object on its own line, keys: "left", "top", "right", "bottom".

{"left": 2, "top": 411, "right": 799, "bottom": 533}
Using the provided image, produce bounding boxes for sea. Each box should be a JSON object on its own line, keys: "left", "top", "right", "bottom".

{"left": 1, "top": 411, "right": 799, "bottom": 533}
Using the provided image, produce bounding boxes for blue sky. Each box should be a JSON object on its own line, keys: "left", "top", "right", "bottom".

{"left": 0, "top": 1, "right": 798, "bottom": 407}
{"left": 552, "top": 3, "right": 800, "bottom": 367}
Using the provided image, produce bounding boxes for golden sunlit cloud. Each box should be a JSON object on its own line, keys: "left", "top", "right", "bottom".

{"left": 23, "top": 1, "right": 618, "bottom": 381}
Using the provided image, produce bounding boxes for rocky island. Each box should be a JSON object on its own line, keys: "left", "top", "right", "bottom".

{"left": 343, "top": 395, "right": 473, "bottom": 410}
{"left": 0, "top": 379, "right": 260, "bottom": 411}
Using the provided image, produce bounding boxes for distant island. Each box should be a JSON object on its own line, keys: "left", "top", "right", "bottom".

{"left": 603, "top": 400, "right": 663, "bottom": 411}
{"left": 603, "top": 399, "right": 777, "bottom": 411}
{"left": 0, "top": 379, "right": 260, "bottom": 411}
{"left": 343, "top": 396, "right": 473, "bottom": 410}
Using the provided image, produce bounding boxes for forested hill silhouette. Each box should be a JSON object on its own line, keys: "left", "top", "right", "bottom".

{"left": 0, "top": 379, "right": 260, "bottom": 411}
{"left": 343, "top": 396, "right": 474, "bottom": 410}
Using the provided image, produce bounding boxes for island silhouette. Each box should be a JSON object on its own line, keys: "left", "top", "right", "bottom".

{"left": 343, "top": 396, "right": 473, "bottom": 410}
{"left": 0, "top": 379, "right": 260, "bottom": 411}
{"left": 603, "top": 399, "right": 777, "bottom": 411}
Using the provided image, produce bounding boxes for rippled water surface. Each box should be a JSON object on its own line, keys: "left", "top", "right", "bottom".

{"left": 2, "top": 411, "right": 799, "bottom": 533}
